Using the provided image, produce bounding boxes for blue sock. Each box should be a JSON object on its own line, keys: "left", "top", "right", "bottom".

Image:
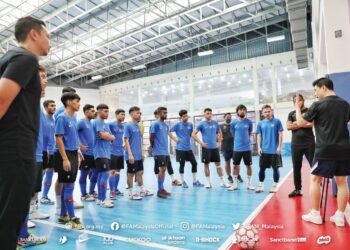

{"left": 79, "top": 169, "right": 89, "bottom": 196}
{"left": 60, "top": 185, "right": 67, "bottom": 216}
{"left": 100, "top": 171, "right": 109, "bottom": 201}
{"left": 158, "top": 180, "right": 164, "bottom": 191}
{"left": 18, "top": 215, "right": 29, "bottom": 239}
{"left": 97, "top": 173, "right": 102, "bottom": 200}
{"left": 63, "top": 183, "right": 75, "bottom": 219}
{"left": 109, "top": 175, "right": 116, "bottom": 194}
{"left": 89, "top": 168, "right": 98, "bottom": 195}
{"left": 115, "top": 175, "right": 120, "bottom": 191}
{"left": 42, "top": 169, "right": 53, "bottom": 198}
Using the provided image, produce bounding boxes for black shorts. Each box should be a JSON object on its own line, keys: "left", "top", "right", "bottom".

{"left": 34, "top": 162, "right": 43, "bottom": 193}
{"left": 126, "top": 160, "right": 144, "bottom": 174}
{"left": 110, "top": 155, "right": 125, "bottom": 170}
{"left": 201, "top": 148, "right": 220, "bottom": 164}
{"left": 80, "top": 155, "right": 95, "bottom": 170}
{"left": 259, "top": 153, "right": 282, "bottom": 168}
{"left": 176, "top": 150, "right": 196, "bottom": 163}
{"left": 56, "top": 151, "right": 79, "bottom": 183}
{"left": 95, "top": 158, "right": 110, "bottom": 172}
{"left": 53, "top": 152, "right": 61, "bottom": 172}
{"left": 311, "top": 160, "right": 350, "bottom": 178}
{"left": 222, "top": 150, "right": 233, "bottom": 162}
{"left": 42, "top": 151, "right": 54, "bottom": 169}
{"left": 154, "top": 155, "right": 170, "bottom": 167}
{"left": 233, "top": 151, "right": 252, "bottom": 166}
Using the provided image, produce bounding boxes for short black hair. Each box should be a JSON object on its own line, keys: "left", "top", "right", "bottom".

{"left": 261, "top": 104, "right": 272, "bottom": 111}
{"left": 292, "top": 94, "right": 304, "bottom": 102}
{"left": 204, "top": 108, "right": 212, "bottom": 113}
{"left": 43, "top": 99, "right": 55, "bottom": 108}
{"left": 312, "top": 77, "right": 334, "bottom": 90}
{"left": 62, "top": 87, "right": 76, "bottom": 94}
{"left": 115, "top": 109, "right": 125, "bottom": 115}
{"left": 83, "top": 104, "right": 94, "bottom": 113}
{"left": 96, "top": 104, "right": 109, "bottom": 111}
{"left": 179, "top": 109, "right": 188, "bottom": 117}
{"left": 236, "top": 104, "right": 247, "bottom": 113}
{"left": 154, "top": 109, "right": 158, "bottom": 116}
{"left": 224, "top": 113, "right": 231, "bottom": 118}
{"left": 15, "top": 16, "right": 46, "bottom": 43}
{"left": 61, "top": 93, "right": 80, "bottom": 107}
{"left": 157, "top": 107, "right": 167, "bottom": 113}
{"left": 129, "top": 106, "right": 140, "bottom": 114}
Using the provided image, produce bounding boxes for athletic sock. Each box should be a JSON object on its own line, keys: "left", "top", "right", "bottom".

{"left": 18, "top": 215, "right": 29, "bottom": 239}
{"left": 42, "top": 170, "right": 53, "bottom": 198}
{"left": 206, "top": 176, "right": 211, "bottom": 185}
{"left": 158, "top": 180, "right": 162, "bottom": 191}
{"left": 89, "top": 168, "right": 98, "bottom": 195}
{"left": 79, "top": 169, "right": 89, "bottom": 197}
{"left": 140, "top": 185, "right": 145, "bottom": 192}
{"left": 97, "top": 173, "right": 102, "bottom": 200}
{"left": 192, "top": 173, "right": 197, "bottom": 182}
{"left": 170, "top": 174, "right": 176, "bottom": 182}
{"left": 180, "top": 174, "right": 185, "bottom": 182}
{"left": 63, "top": 183, "right": 75, "bottom": 219}
{"left": 56, "top": 195, "right": 61, "bottom": 210}
{"left": 100, "top": 171, "right": 109, "bottom": 201}
{"left": 259, "top": 182, "right": 264, "bottom": 187}
{"left": 60, "top": 186, "right": 67, "bottom": 216}
{"left": 219, "top": 176, "right": 225, "bottom": 184}
{"left": 115, "top": 175, "right": 120, "bottom": 191}
{"left": 129, "top": 187, "right": 133, "bottom": 196}
{"left": 247, "top": 176, "right": 252, "bottom": 185}
{"left": 109, "top": 175, "right": 116, "bottom": 194}
{"left": 273, "top": 182, "right": 278, "bottom": 187}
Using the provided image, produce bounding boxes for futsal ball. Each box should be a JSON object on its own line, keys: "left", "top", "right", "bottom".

{"left": 235, "top": 224, "right": 259, "bottom": 249}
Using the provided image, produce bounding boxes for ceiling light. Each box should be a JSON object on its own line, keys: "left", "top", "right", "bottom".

{"left": 91, "top": 75, "right": 102, "bottom": 80}
{"left": 132, "top": 65, "right": 146, "bottom": 70}
{"left": 198, "top": 50, "right": 214, "bottom": 56}
{"left": 267, "top": 35, "right": 285, "bottom": 43}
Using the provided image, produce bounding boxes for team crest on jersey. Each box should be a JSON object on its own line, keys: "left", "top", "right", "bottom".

{"left": 271, "top": 124, "right": 275, "bottom": 128}
{"left": 187, "top": 126, "right": 191, "bottom": 130}
{"left": 244, "top": 125, "right": 248, "bottom": 128}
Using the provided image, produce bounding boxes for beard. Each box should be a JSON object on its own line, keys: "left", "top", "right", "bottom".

{"left": 238, "top": 114, "right": 245, "bottom": 118}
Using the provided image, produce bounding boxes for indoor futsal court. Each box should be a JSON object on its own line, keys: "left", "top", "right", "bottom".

{"left": 0, "top": 0, "right": 349, "bottom": 250}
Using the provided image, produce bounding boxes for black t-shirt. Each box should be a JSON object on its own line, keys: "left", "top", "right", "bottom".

{"left": 220, "top": 123, "right": 233, "bottom": 152}
{"left": 303, "top": 95, "right": 350, "bottom": 160}
{"left": 287, "top": 108, "right": 315, "bottom": 146}
{"left": 0, "top": 47, "right": 40, "bottom": 161}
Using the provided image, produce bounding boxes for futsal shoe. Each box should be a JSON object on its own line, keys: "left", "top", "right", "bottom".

{"left": 246, "top": 184, "right": 255, "bottom": 190}
{"left": 57, "top": 214, "right": 70, "bottom": 224}
{"left": 28, "top": 220, "right": 36, "bottom": 228}
{"left": 182, "top": 181, "right": 189, "bottom": 188}
{"left": 302, "top": 210, "right": 322, "bottom": 225}
{"left": 228, "top": 176, "right": 233, "bottom": 183}
{"left": 81, "top": 194, "right": 95, "bottom": 201}
{"left": 110, "top": 192, "right": 116, "bottom": 200}
{"left": 205, "top": 183, "right": 212, "bottom": 189}
{"left": 157, "top": 191, "right": 167, "bottom": 199}
{"left": 288, "top": 189, "right": 303, "bottom": 197}
{"left": 29, "top": 210, "right": 50, "bottom": 220}
{"left": 40, "top": 197, "right": 55, "bottom": 205}
{"left": 95, "top": 199, "right": 102, "bottom": 205}
{"left": 100, "top": 200, "right": 114, "bottom": 208}
{"left": 69, "top": 217, "right": 84, "bottom": 230}
{"left": 17, "top": 233, "right": 47, "bottom": 248}
{"left": 269, "top": 185, "right": 278, "bottom": 193}
{"left": 90, "top": 191, "right": 98, "bottom": 198}
{"left": 220, "top": 182, "right": 231, "bottom": 188}
{"left": 255, "top": 185, "right": 264, "bottom": 193}
{"left": 159, "top": 189, "right": 171, "bottom": 196}
{"left": 74, "top": 201, "right": 84, "bottom": 209}
{"left": 172, "top": 179, "right": 182, "bottom": 186}
{"left": 237, "top": 175, "right": 244, "bottom": 183}
{"left": 140, "top": 189, "right": 154, "bottom": 197}
{"left": 115, "top": 189, "right": 124, "bottom": 196}
{"left": 227, "top": 184, "right": 238, "bottom": 191}
{"left": 193, "top": 180, "right": 204, "bottom": 187}
{"left": 330, "top": 211, "right": 345, "bottom": 227}
{"left": 129, "top": 194, "right": 142, "bottom": 200}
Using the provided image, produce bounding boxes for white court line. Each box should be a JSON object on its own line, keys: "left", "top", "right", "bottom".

{"left": 218, "top": 168, "right": 293, "bottom": 250}
{"left": 33, "top": 220, "right": 188, "bottom": 250}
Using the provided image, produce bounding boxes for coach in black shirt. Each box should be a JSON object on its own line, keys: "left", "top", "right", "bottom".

{"left": 0, "top": 17, "right": 50, "bottom": 249}
{"left": 287, "top": 94, "right": 315, "bottom": 197}
{"left": 296, "top": 78, "right": 350, "bottom": 227}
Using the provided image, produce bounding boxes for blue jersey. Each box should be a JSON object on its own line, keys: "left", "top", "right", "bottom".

{"left": 55, "top": 112, "right": 79, "bottom": 151}
{"left": 124, "top": 121, "right": 142, "bottom": 161}
{"left": 109, "top": 121, "right": 125, "bottom": 157}
{"left": 77, "top": 118, "right": 95, "bottom": 156}
{"left": 43, "top": 115, "right": 55, "bottom": 155}
{"left": 150, "top": 120, "right": 169, "bottom": 156}
{"left": 170, "top": 121, "right": 193, "bottom": 151}
{"left": 256, "top": 118, "right": 283, "bottom": 154}
{"left": 54, "top": 106, "right": 65, "bottom": 119}
{"left": 36, "top": 109, "right": 46, "bottom": 162}
{"left": 196, "top": 120, "right": 220, "bottom": 149}
{"left": 230, "top": 118, "right": 253, "bottom": 152}
{"left": 92, "top": 118, "right": 112, "bottom": 159}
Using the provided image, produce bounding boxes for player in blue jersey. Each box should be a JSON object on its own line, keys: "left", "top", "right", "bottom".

{"left": 256, "top": 104, "right": 283, "bottom": 193}
{"left": 192, "top": 108, "right": 230, "bottom": 189}
{"left": 93, "top": 104, "right": 115, "bottom": 208}
{"left": 228, "top": 105, "right": 255, "bottom": 191}
{"left": 170, "top": 109, "right": 204, "bottom": 188}
{"left": 77, "top": 104, "right": 96, "bottom": 202}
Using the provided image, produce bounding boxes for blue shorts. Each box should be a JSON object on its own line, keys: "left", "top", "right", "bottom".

{"left": 311, "top": 160, "right": 350, "bottom": 178}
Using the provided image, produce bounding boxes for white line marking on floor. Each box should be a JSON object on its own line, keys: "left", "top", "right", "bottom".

{"left": 218, "top": 168, "right": 293, "bottom": 250}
